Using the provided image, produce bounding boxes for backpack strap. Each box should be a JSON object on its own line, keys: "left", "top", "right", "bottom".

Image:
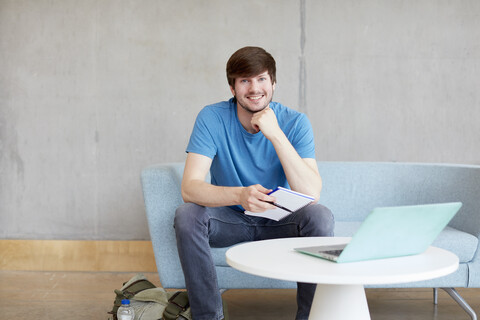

{"left": 163, "top": 291, "right": 189, "bottom": 320}
{"left": 122, "top": 279, "right": 157, "bottom": 298}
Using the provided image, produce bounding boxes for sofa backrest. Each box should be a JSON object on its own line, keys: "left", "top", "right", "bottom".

{"left": 317, "top": 162, "right": 480, "bottom": 237}
{"left": 142, "top": 161, "right": 480, "bottom": 237}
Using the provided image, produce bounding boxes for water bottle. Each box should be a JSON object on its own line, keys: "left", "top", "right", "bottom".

{"left": 117, "top": 299, "right": 135, "bottom": 320}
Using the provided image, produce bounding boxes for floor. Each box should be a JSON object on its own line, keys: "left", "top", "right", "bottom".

{"left": 1, "top": 270, "right": 479, "bottom": 320}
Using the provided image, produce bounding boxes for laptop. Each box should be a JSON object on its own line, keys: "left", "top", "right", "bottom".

{"left": 294, "top": 202, "right": 462, "bottom": 263}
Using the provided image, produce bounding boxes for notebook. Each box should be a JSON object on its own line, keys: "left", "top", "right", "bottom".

{"left": 294, "top": 202, "right": 462, "bottom": 263}
{"left": 244, "top": 187, "right": 314, "bottom": 221}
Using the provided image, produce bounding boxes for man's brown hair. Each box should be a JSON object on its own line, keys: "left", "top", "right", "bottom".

{"left": 226, "top": 46, "right": 276, "bottom": 89}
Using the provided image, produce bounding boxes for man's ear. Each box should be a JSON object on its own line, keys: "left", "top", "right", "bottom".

{"left": 230, "top": 85, "right": 235, "bottom": 97}
{"left": 273, "top": 82, "right": 276, "bottom": 91}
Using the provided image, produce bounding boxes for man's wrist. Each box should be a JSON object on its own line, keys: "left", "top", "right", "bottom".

{"left": 266, "top": 129, "right": 288, "bottom": 147}
{"left": 223, "top": 186, "right": 243, "bottom": 207}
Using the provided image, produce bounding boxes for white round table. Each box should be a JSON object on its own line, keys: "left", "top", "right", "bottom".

{"left": 225, "top": 237, "right": 459, "bottom": 320}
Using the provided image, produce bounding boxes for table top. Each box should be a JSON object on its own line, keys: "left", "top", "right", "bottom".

{"left": 225, "top": 237, "right": 459, "bottom": 285}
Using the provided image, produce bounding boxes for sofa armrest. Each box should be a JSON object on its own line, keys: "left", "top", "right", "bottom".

{"left": 141, "top": 163, "right": 186, "bottom": 288}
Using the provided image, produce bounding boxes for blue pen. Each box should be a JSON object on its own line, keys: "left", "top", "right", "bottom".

{"left": 265, "top": 201, "right": 293, "bottom": 213}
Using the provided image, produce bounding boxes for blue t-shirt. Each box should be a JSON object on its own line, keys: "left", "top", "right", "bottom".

{"left": 186, "top": 98, "right": 316, "bottom": 205}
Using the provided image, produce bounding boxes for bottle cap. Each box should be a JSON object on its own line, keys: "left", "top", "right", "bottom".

{"left": 121, "top": 299, "right": 130, "bottom": 305}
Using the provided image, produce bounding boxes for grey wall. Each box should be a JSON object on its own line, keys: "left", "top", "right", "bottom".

{"left": 1, "top": 0, "right": 479, "bottom": 240}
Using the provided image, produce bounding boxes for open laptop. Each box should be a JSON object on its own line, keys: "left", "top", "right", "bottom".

{"left": 294, "top": 202, "right": 462, "bottom": 263}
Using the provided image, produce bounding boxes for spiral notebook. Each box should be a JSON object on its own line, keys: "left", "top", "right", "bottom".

{"left": 244, "top": 187, "right": 315, "bottom": 221}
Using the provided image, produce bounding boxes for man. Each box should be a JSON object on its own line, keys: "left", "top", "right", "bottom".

{"left": 175, "top": 46, "right": 334, "bottom": 320}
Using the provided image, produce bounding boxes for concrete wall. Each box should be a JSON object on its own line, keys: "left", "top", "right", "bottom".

{"left": 1, "top": 0, "right": 479, "bottom": 240}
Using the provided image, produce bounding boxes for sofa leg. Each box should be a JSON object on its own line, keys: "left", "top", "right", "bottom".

{"left": 441, "top": 288, "right": 477, "bottom": 320}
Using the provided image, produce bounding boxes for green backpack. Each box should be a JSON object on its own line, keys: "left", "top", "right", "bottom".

{"left": 108, "top": 273, "right": 228, "bottom": 320}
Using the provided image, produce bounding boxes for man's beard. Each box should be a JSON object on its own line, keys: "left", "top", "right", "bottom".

{"left": 236, "top": 94, "right": 273, "bottom": 114}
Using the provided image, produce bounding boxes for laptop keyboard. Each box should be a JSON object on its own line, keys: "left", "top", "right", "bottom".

{"left": 323, "top": 249, "right": 344, "bottom": 256}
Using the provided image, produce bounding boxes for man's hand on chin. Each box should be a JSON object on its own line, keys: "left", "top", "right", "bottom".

{"left": 250, "top": 106, "right": 281, "bottom": 139}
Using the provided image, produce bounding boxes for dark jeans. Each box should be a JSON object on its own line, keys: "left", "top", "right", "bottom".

{"left": 174, "top": 203, "right": 335, "bottom": 320}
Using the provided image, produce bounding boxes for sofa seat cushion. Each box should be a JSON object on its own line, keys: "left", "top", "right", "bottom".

{"left": 212, "top": 246, "right": 236, "bottom": 267}
{"left": 210, "top": 222, "right": 478, "bottom": 266}
{"left": 433, "top": 227, "right": 478, "bottom": 263}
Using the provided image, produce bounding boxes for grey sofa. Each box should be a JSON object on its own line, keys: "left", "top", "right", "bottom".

{"left": 141, "top": 162, "right": 480, "bottom": 319}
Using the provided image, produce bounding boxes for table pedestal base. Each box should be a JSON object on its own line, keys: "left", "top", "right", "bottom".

{"left": 309, "top": 284, "right": 370, "bottom": 320}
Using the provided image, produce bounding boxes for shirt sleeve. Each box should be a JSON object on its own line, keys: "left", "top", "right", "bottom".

{"left": 186, "top": 107, "right": 218, "bottom": 159}
{"left": 290, "top": 113, "right": 316, "bottom": 159}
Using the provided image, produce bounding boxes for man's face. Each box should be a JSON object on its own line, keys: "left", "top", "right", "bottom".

{"left": 230, "top": 71, "right": 276, "bottom": 114}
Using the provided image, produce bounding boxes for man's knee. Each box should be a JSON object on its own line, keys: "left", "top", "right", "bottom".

{"left": 301, "top": 204, "right": 335, "bottom": 237}
{"left": 174, "top": 203, "right": 207, "bottom": 237}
